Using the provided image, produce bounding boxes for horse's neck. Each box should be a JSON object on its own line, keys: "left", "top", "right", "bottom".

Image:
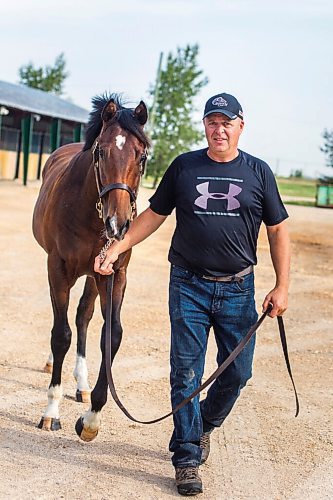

{"left": 68, "top": 149, "right": 99, "bottom": 201}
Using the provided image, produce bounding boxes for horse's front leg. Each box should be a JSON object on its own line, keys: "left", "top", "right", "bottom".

{"left": 38, "top": 255, "right": 73, "bottom": 431}
{"left": 73, "top": 276, "right": 98, "bottom": 403}
{"left": 75, "top": 266, "right": 127, "bottom": 442}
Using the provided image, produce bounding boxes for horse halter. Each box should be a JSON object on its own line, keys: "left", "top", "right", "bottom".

{"left": 92, "top": 140, "right": 148, "bottom": 220}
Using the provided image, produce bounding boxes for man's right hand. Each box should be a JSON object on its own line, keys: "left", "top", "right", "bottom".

{"left": 93, "top": 208, "right": 168, "bottom": 276}
{"left": 94, "top": 243, "right": 120, "bottom": 275}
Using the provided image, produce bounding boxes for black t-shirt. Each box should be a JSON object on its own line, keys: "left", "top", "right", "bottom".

{"left": 149, "top": 148, "right": 288, "bottom": 276}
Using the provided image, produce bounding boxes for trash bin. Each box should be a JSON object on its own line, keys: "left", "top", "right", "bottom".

{"left": 316, "top": 183, "right": 333, "bottom": 208}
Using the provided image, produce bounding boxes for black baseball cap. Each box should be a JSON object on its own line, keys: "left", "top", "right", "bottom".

{"left": 203, "top": 93, "right": 243, "bottom": 120}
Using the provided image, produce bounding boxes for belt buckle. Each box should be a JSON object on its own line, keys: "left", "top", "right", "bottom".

{"left": 232, "top": 276, "right": 244, "bottom": 283}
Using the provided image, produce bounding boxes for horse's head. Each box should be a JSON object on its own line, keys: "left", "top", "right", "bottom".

{"left": 89, "top": 96, "right": 150, "bottom": 241}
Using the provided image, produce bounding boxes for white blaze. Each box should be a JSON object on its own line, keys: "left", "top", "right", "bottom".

{"left": 115, "top": 134, "right": 126, "bottom": 150}
{"left": 73, "top": 355, "right": 90, "bottom": 391}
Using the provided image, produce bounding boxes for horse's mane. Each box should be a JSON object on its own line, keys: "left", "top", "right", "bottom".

{"left": 83, "top": 93, "right": 150, "bottom": 151}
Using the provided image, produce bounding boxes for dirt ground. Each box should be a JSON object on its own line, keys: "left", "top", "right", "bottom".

{"left": 0, "top": 181, "right": 332, "bottom": 500}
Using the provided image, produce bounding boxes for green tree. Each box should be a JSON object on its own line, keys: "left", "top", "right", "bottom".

{"left": 147, "top": 44, "right": 208, "bottom": 187}
{"left": 320, "top": 128, "right": 333, "bottom": 168}
{"left": 18, "top": 53, "right": 68, "bottom": 95}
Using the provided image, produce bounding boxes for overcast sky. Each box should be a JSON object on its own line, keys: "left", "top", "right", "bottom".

{"left": 1, "top": 0, "right": 332, "bottom": 177}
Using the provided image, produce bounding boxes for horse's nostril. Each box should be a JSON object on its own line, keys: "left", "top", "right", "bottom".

{"left": 118, "top": 220, "right": 130, "bottom": 240}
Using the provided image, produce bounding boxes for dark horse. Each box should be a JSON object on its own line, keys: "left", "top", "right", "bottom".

{"left": 33, "top": 94, "right": 150, "bottom": 439}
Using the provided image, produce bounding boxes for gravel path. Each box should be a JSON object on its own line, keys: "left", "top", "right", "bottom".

{"left": 0, "top": 181, "right": 332, "bottom": 499}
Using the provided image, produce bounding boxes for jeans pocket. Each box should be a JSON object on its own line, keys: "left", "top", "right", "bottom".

{"left": 170, "top": 265, "right": 194, "bottom": 283}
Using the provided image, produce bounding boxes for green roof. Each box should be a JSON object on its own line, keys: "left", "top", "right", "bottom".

{"left": 0, "top": 80, "right": 89, "bottom": 123}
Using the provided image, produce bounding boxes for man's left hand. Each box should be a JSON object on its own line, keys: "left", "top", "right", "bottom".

{"left": 262, "top": 286, "right": 288, "bottom": 318}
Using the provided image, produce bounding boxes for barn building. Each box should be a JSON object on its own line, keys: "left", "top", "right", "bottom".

{"left": 0, "top": 80, "right": 89, "bottom": 185}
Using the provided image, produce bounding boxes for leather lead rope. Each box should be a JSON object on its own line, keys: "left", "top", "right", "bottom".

{"left": 277, "top": 315, "right": 300, "bottom": 416}
{"left": 105, "top": 274, "right": 299, "bottom": 425}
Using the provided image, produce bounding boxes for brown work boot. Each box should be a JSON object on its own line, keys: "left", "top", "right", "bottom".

{"left": 175, "top": 466, "right": 203, "bottom": 496}
{"left": 200, "top": 432, "right": 211, "bottom": 464}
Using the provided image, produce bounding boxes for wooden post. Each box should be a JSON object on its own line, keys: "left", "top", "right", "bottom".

{"left": 21, "top": 115, "right": 33, "bottom": 186}
{"left": 14, "top": 129, "right": 22, "bottom": 180}
{"left": 73, "top": 123, "right": 83, "bottom": 143}
{"left": 50, "top": 118, "right": 61, "bottom": 151}
{"left": 144, "top": 51, "right": 163, "bottom": 180}
{"left": 37, "top": 133, "right": 45, "bottom": 180}
{"left": 149, "top": 51, "right": 163, "bottom": 135}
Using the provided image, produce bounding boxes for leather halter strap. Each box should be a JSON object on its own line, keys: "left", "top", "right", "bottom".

{"left": 92, "top": 140, "right": 147, "bottom": 219}
{"left": 104, "top": 274, "right": 299, "bottom": 425}
{"left": 99, "top": 183, "right": 137, "bottom": 202}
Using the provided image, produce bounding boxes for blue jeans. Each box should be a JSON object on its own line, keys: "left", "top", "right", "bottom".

{"left": 168, "top": 264, "right": 258, "bottom": 468}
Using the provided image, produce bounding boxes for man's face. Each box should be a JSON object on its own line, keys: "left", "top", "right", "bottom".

{"left": 203, "top": 113, "right": 244, "bottom": 158}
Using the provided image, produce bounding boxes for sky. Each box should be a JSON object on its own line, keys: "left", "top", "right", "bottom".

{"left": 1, "top": 0, "right": 332, "bottom": 178}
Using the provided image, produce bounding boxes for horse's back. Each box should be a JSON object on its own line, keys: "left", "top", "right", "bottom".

{"left": 41, "top": 142, "right": 84, "bottom": 183}
{"left": 33, "top": 143, "right": 84, "bottom": 250}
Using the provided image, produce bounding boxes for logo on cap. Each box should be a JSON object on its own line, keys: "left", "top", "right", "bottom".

{"left": 212, "top": 97, "right": 228, "bottom": 107}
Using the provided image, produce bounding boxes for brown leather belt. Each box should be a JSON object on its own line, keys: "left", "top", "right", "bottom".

{"left": 201, "top": 264, "right": 253, "bottom": 282}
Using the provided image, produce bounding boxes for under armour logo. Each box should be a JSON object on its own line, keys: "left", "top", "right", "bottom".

{"left": 194, "top": 182, "right": 242, "bottom": 211}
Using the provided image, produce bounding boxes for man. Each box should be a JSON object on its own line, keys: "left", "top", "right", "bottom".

{"left": 95, "top": 92, "right": 290, "bottom": 496}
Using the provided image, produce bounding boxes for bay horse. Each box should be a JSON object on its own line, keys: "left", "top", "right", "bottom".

{"left": 32, "top": 94, "right": 149, "bottom": 439}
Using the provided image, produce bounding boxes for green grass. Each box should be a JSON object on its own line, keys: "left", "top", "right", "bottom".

{"left": 141, "top": 175, "right": 158, "bottom": 189}
{"left": 276, "top": 177, "right": 317, "bottom": 198}
{"left": 283, "top": 200, "right": 316, "bottom": 207}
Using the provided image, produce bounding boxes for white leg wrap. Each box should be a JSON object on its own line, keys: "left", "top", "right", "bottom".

{"left": 82, "top": 408, "right": 101, "bottom": 431}
{"left": 43, "top": 384, "right": 62, "bottom": 418}
{"left": 73, "top": 355, "right": 90, "bottom": 391}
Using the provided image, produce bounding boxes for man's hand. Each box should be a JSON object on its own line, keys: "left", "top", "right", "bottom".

{"left": 93, "top": 208, "right": 168, "bottom": 276}
{"left": 94, "top": 243, "right": 120, "bottom": 275}
{"left": 262, "top": 285, "right": 288, "bottom": 317}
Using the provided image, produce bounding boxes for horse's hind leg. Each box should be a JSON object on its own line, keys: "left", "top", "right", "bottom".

{"left": 73, "top": 276, "right": 98, "bottom": 403}
{"left": 43, "top": 277, "right": 98, "bottom": 383}
{"left": 75, "top": 267, "right": 127, "bottom": 442}
{"left": 39, "top": 254, "right": 73, "bottom": 431}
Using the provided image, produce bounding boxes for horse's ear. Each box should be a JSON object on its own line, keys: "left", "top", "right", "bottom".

{"left": 134, "top": 101, "right": 148, "bottom": 125}
{"left": 101, "top": 101, "right": 118, "bottom": 122}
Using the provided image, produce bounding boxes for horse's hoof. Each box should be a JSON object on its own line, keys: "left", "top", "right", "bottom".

{"left": 76, "top": 389, "right": 91, "bottom": 403}
{"left": 43, "top": 362, "right": 53, "bottom": 374}
{"left": 37, "top": 417, "right": 62, "bottom": 431}
{"left": 75, "top": 417, "right": 98, "bottom": 442}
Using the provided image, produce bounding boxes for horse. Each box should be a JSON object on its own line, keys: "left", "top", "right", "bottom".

{"left": 32, "top": 93, "right": 150, "bottom": 439}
